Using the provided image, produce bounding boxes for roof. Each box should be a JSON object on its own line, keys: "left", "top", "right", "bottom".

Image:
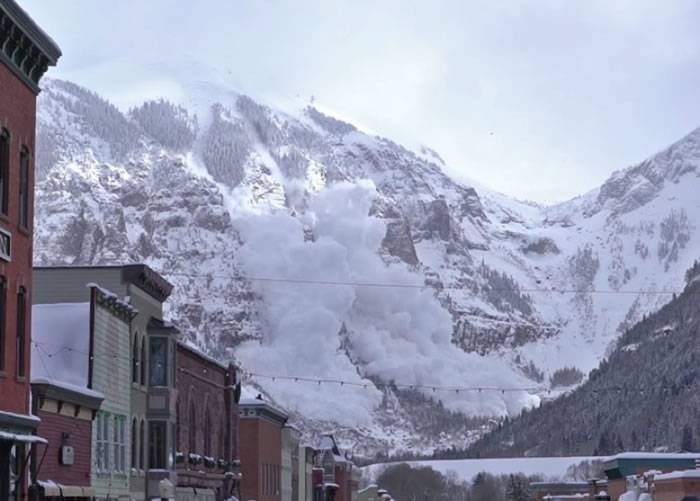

{"left": 0, "top": 0, "right": 61, "bottom": 60}
{"left": 148, "top": 317, "right": 180, "bottom": 334}
{"left": 31, "top": 378, "right": 103, "bottom": 410}
{"left": 0, "top": 0, "right": 61, "bottom": 93}
{"left": 177, "top": 340, "right": 231, "bottom": 372}
{"left": 603, "top": 452, "right": 700, "bottom": 479}
{"left": 239, "top": 399, "right": 289, "bottom": 424}
{"left": 654, "top": 469, "right": 700, "bottom": 481}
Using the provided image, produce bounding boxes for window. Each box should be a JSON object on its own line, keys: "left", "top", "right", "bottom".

{"left": 132, "top": 333, "right": 139, "bottom": 383}
{"left": 0, "top": 276, "right": 6, "bottom": 372}
{"left": 96, "top": 412, "right": 110, "bottom": 472}
{"left": 18, "top": 147, "right": 29, "bottom": 228}
{"left": 204, "top": 410, "right": 211, "bottom": 457}
{"left": 149, "top": 421, "right": 167, "bottom": 469}
{"left": 131, "top": 418, "right": 137, "bottom": 469}
{"left": 149, "top": 337, "right": 167, "bottom": 386}
{"left": 139, "top": 420, "right": 145, "bottom": 470}
{"left": 15, "top": 287, "right": 25, "bottom": 377}
{"left": 113, "top": 415, "right": 126, "bottom": 472}
{"left": 189, "top": 402, "right": 196, "bottom": 454}
{"left": 0, "top": 129, "right": 9, "bottom": 216}
{"left": 140, "top": 336, "right": 146, "bottom": 385}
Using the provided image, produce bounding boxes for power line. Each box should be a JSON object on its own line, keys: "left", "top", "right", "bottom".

{"left": 30, "top": 340, "right": 684, "bottom": 397}
{"left": 163, "top": 271, "right": 690, "bottom": 296}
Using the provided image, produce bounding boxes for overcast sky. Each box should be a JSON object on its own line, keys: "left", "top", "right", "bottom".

{"left": 22, "top": 0, "right": 700, "bottom": 203}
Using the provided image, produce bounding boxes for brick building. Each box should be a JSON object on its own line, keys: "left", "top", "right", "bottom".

{"left": 312, "top": 435, "right": 358, "bottom": 501}
{"left": 239, "top": 399, "right": 289, "bottom": 501}
{"left": 30, "top": 380, "right": 103, "bottom": 499}
{"left": 603, "top": 452, "right": 700, "bottom": 500}
{"left": 0, "top": 1, "right": 60, "bottom": 498}
{"left": 175, "top": 341, "right": 240, "bottom": 501}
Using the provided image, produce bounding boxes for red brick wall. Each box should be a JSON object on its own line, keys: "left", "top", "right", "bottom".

{"left": 176, "top": 345, "right": 238, "bottom": 460}
{"left": 0, "top": 47, "right": 37, "bottom": 416}
{"left": 34, "top": 410, "right": 92, "bottom": 486}
{"left": 240, "top": 417, "right": 282, "bottom": 501}
{"left": 335, "top": 466, "right": 349, "bottom": 501}
{"left": 175, "top": 344, "right": 238, "bottom": 493}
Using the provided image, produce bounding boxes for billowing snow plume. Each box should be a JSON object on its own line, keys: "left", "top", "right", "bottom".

{"left": 235, "top": 181, "right": 539, "bottom": 425}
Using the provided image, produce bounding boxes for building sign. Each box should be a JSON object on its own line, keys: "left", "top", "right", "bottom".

{"left": 0, "top": 228, "right": 10, "bottom": 262}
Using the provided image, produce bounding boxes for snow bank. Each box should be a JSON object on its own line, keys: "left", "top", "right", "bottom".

{"left": 234, "top": 181, "right": 539, "bottom": 426}
{"left": 31, "top": 303, "right": 91, "bottom": 388}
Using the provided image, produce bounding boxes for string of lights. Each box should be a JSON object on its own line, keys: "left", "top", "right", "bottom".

{"left": 30, "top": 340, "right": 679, "bottom": 397}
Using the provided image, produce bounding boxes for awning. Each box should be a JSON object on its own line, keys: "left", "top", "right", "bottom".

{"left": 0, "top": 430, "right": 47, "bottom": 444}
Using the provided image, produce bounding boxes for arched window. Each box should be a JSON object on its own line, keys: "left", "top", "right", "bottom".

{"left": 132, "top": 333, "right": 139, "bottom": 383}
{"left": 204, "top": 410, "right": 211, "bottom": 458}
{"left": 18, "top": 146, "right": 29, "bottom": 228}
{"left": 140, "top": 336, "right": 146, "bottom": 385}
{"left": 219, "top": 418, "right": 225, "bottom": 460}
{"left": 0, "top": 129, "right": 9, "bottom": 215}
{"left": 189, "top": 401, "right": 197, "bottom": 454}
{"left": 16, "top": 287, "right": 26, "bottom": 377}
{"left": 139, "top": 419, "right": 145, "bottom": 470}
{"left": 0, "top": 276, "right": 6, "bottom": 372}
{"left": 131, "top": 418, "right": 138, "bottom": 468}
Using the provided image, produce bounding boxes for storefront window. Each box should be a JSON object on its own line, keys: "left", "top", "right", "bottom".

{"left": 149, "top": 421, "right": 167, "bottom": 469}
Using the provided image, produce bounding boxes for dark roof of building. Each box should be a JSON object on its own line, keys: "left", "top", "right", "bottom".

{"left": 148, "top": 317, "right": 179, "bottom": 334}
{"left": 239, "top": 399, "right": 289, "bottom": 424}
{"left": 176, "top": 341, "right": 233, "bottom": 373}
{"left": 603, "top": 453, "right": 700, "bottom": 479}
{"left": 0, "top": 0, "right": 61, "bottom": 92}
{"left": 122, "top": 264, "right": 174, "bottom": 302}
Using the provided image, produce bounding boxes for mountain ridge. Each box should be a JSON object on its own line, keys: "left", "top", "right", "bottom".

{"left": 33, "top": 77, "right": 700, "bottom": 455}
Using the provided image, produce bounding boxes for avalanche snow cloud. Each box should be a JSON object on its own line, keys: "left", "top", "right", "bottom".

{"left": 234, "top": 181, "right": 539, "bottom": 425}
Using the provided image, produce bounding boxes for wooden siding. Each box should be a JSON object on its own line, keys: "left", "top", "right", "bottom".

{"left": 91, "top": 302, "right": 131, "bottom": 498}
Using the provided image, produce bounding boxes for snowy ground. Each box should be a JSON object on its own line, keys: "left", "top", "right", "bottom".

{"left": 363, "top": 456, "right": 599, "bottom": 483}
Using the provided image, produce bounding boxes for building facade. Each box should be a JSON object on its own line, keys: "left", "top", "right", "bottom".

{"left": 281, "top": 426, "right": 301, "bottom": 501}
{"left": 33, "top": 265, "right": 179, "bottom": 499}
{"left": 298, "top": 446, "right": 315, "bottom": 501}
{"left": 603, "top": 453, "right": 700, "bottom": 500}
{"left": 315, "top": 435, "right": 356, "bottom": 501}
{"left": 175, "top": 341, "right": 240, "bottom": 501}
{"left": 0, "top": 0, "right": 60, "bottom": 499}
{"left": 239, "top": 399, "right": 288, "bottom": 501}
{"left": 30, "top": 380, "right": 103, "bottom": 499}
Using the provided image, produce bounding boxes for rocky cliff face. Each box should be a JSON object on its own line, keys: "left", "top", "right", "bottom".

{"left": 33, "top": 78, "right": 700, "bottom": 455}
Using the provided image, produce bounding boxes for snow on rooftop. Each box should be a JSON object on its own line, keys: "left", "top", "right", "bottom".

{"left": 606, "top": 452, "right": 700, "bottom": 461}
{"left": 31, "top": 303, "right": 90, "bottom": 389}
{"left": 654, "top": 469, "right": 700, "bottom": 481}
{"left": 31, "top": 377, "right": 104, "bottom": 400}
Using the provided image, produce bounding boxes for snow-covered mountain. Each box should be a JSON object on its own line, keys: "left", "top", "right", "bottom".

{"left": 33, "top": 77, "right": 700, "bottom": 456}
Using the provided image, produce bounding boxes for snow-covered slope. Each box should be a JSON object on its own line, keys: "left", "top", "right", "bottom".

{"left": 33, "top": 78, "right": 700, "bottom": 455}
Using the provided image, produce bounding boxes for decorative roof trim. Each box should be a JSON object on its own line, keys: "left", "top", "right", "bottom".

{"left": 0, "top": 0, "right": 61, "bottom": 93}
